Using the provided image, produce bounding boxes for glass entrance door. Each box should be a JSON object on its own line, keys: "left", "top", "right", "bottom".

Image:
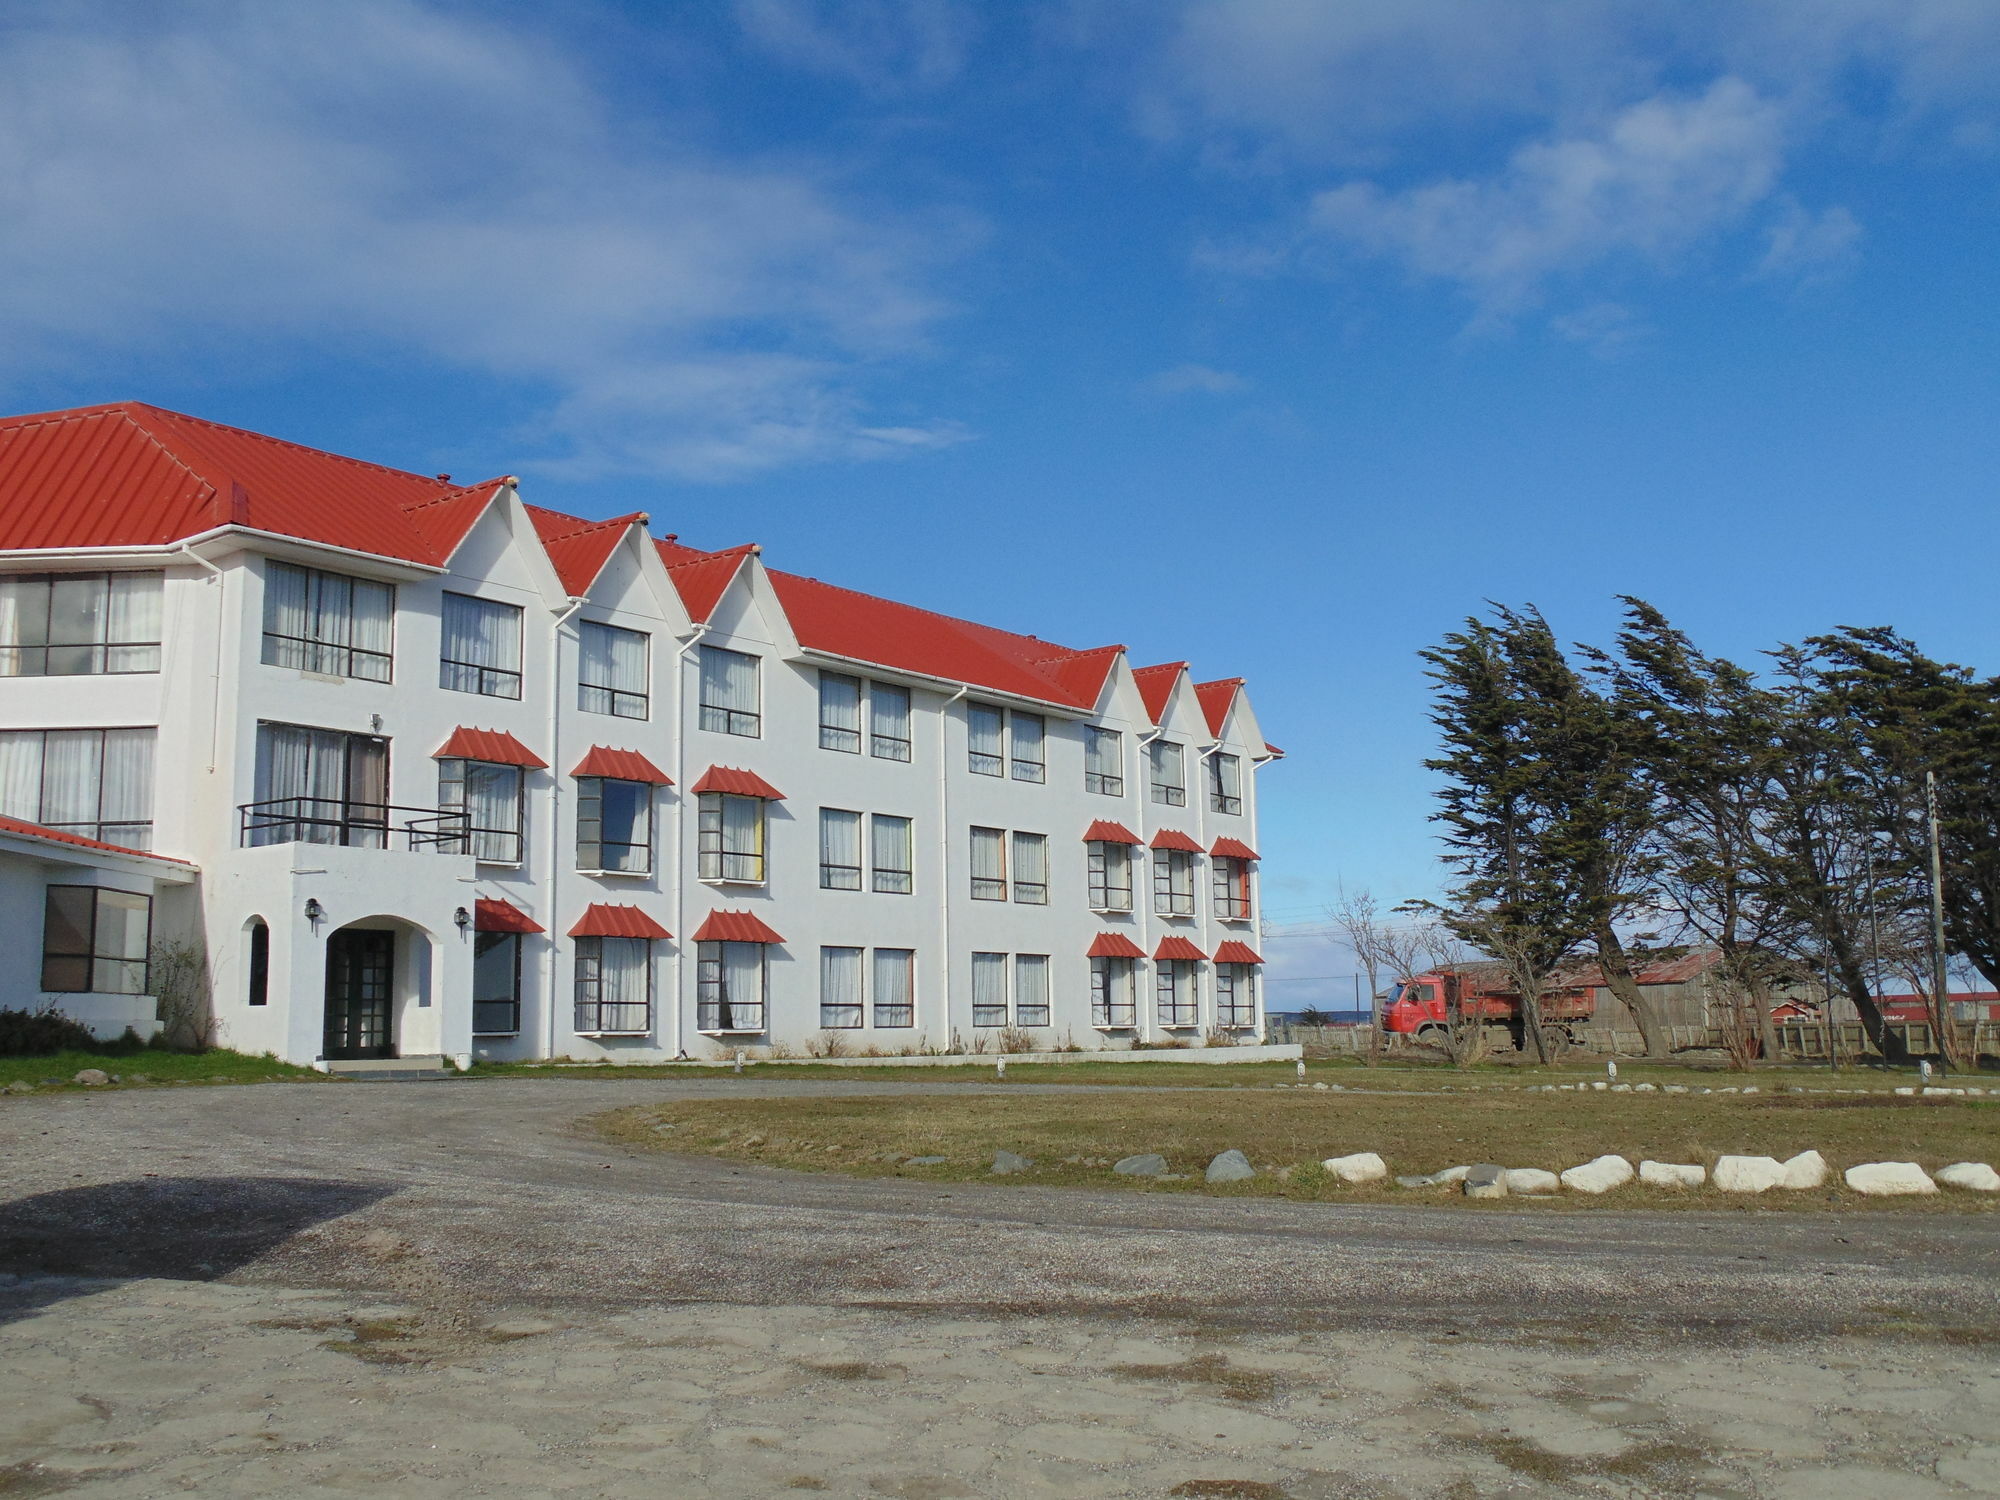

{"left": 325, "top": 928, "right": 395, "bottom": 1059}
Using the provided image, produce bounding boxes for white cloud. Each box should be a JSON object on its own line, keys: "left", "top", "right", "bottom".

{"left": 0, "top": 1, "right": 968, "bottom": 479}
{"left": 1145, "top": 363, "right": 1248, "bottom": 396}
{"left": 1758, "top": 199, "right": 1863, "bottom": 282}
{"left": 1308, "top": 80, "right": 1787, "bottom": 313}
{"left": 1549, "top": 302, "right": 1652, "bottom": 356}
{"left": 734, "top": 0, "right": 974, "bottom": 91}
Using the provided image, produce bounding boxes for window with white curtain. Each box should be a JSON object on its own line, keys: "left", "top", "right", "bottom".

{"left": 1208, "top": 752, "right": 1243, "bottom": 815}
{"left": 1156, "top": 960, "right": 1198, "bottom": 1028}
{"left": 1011, "top": 832, "right": 1048, "bottom": 904}
{"left": 262, "top": 561, "right": 394, "bottom": 681}
{"left": 971, "top": 951, "right": 1008, "bottom": 1027}
{"left": 440, "top": 592, "right": 523, "bottom": 698}
{"left": 0, "top": 728, "right": 156, "bottom": 848}
{"left": 870, "top": 814, "right": 913, "bottom": 894}
{"left": 1090, "top": 956, "right": 1137, "bottom": 1027}
{"left": 699, "top": 793, "right": 765, "bottom": 882}
{"left": 1009, "top": 713, "right": 1045, "bottom": 783}
{"left": 1153, "top": 849, "right": 1196, "bottom": 916}
{"left": 1085, "top": 727, "right": 1122, "bottom": 796}
{"left": 820, "top": 945, "right": 864, "bottom": 1028}
{"left": 1087, "top": 841, "right": 1133, "bottom": 911}
{"left": 873, "top": 948, "right": 915, "bottom": 1027}
{"left": 1149, "top": 740, "right": 1186, "bottom": 806}
{"left": 818, "top": 672, "right": 863, "bottom": 753}
{"left": 698, "top": 646, "right": 760, "bottom": 736}
{"left": 819, "top": 808, "right": 862, "bottom": 890}
{"left": 0, "top": 572, "right": 162, "bottom": 677}
{"left": 697, "top": 941, "right": 767, "bottom": 1030}
{"left": 579, "top": 622, "right": 649, "bottom": 718}
{"left": 41, "top": 886, "right": 151, "bottom": 995}
{"left": 574, "top": 936, "right": 652, "bottom": 1033}
{"left": 577, "top": 778, "right": 651, "bottom": 873}
{"left": 249, "top": 722, "right": 387, "bottom": 848}
{"left": 438, "top": 759, "right": 525, "bottom": 863}
{"left": 1013, "top": 954, "right": 1051, "bottom": 1027}
{"left": 1213, "top": 856, "right": 1252, "bottom": 920}
{"left": 870, "top": 682, "right": 912, "bottom": 761}
{"left": 1216, "top": 964, "right": 1257, "bottom": 1028}
{"left": 967, "top": 704, "right": 1004, "bottom": 776}
{"left": 970, "top": 826, "right": 1006, "bottom": 900}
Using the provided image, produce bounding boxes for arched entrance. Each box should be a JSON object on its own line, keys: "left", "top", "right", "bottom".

{"left": 323, "top": 918, "right": 437, "bottom": 1061}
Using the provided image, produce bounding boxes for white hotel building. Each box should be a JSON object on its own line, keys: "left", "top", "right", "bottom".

{"left": 0, "top": 403, "right": 1278, "bottom": 1067}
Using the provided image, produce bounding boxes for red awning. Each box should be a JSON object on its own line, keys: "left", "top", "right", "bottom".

{"left": 690, "top": 765, "right": 785, "bottom": 799}
{"left": 568, "top": 903, "right": 672, "bottom": 939}
{"left": 433, "top": 727, "right": 548, "bottom": 769}
{"left": 1082, "top": 819, "right": 1142, "bottom": 845}
{"left": 1087, "top": 932, "right": 1145, "bottom": 959}
{"left": 570, "top": 745, "right": 673, "bottom": 785}
{"left": 474, "top": 898, "right": 544, "bottom": 935}
{"left": 1210, "top": 836, "right": 1259, "bottom": 861}
{"left": 691, "top": 909, "right": 786, "bottom": 944}
{"left": 1149, "top": 829, "right": 1203, "bottom": 853}
{"left": 1213, "top": 940, "right": 1263, "bottom": 965}
{"left": 1154, "top": 936, "right": 1207, "bottom": 962}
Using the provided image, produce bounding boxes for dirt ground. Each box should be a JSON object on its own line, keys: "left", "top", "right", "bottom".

{"left": 3, "top": 1077, "right": 1998, "bottom": 1498}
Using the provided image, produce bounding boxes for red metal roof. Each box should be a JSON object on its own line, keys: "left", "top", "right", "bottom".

{"left": 691, "top": 909, "right": 785, "bottom": 944}
{"left": 433, "top": 727, "right": 548, "bottom": 769}
{"left": 1149, "top": 829, "right": 1203, "bottom": 853}
{"left": 1132, "top": 662, "right": 1187, "bottom": 724}
{"left": 1087, "top": 932, "right": 1146, "bottom": 959}
{"left": 570, "top": 746, "right": 673, "bottom": 785}
{"left": 1195, "top": 677, "right": 1244, "bottom": 737}
{"left": 1154, "top": 936, "right": 1207, "bottom": 962}
{"left": 568, "top": 903, "right": 672, "bottom": 939}
{"left": 474, "top": 898, "right": 544, "bottom": 934}
{"left": 690, "top": 766, "right": 784, "bottom": 799}
{"left": 528, "top": 506, "right": 642, "bottom": 596}
{"left": 1213, "top": 940, "right": 1263, "bottom": 965}
{"left": 1082, "top": 819, "right": 1142, "bottom": 845}
{"left": 657, "top": 538, "right": 757, "bottom": 622}
{"left": 0, "top": 814, "right": 192, "bottom": 867}
{"left": 1210, "top": 836, "right": 1259, "bottom": 861}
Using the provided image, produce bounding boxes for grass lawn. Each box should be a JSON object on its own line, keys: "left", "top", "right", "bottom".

{"left": 598, "top": 1088, "right": 2000, "bottom": 1212}
{"left": 0, "top": 1048, "right": 328, "bottom": 1089}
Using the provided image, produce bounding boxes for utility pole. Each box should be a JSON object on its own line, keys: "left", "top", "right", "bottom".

{"left": 1925, "top": 770, "right": 1952, "bottom": 1070}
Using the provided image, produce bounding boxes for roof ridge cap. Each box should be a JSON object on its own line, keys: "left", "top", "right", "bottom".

{"left": 403, "top": 478, "right": 507, "bottom": 515}
{"left": 771, "top": 566, "right": 1086, "bottom": 657}
{"left": 1132, "top": 660, "right": 1190, "bottom": 676}
{"left": 660, "top": 542, "right": 756, "bottom": 569}
{"left": 125, "top": 402, "right": 453, "bottom": 490}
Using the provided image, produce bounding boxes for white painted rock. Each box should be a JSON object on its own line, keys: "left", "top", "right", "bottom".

{"left": 1633, "top": 1082, "right": 1656, "bottom": 1092}
{"left": 1935, "top": 1162, "right": 2000, "bottom": 1192}
{"left": 1894, "top": 1086, "right": 1915, "bottom": 1096}
{"left": 1844, "top": 1162, "right": 1937, "bottom": 1196}
{"left": 1321, "top": 1151, "right": 1388, "bottom": 1185}
{"left": 1639, "top": 1160, "right": 1705, "bottom": 1188}
{"left": 1502, "top": 1168, "right": 1559, "bottom": 1195}
{"left": 1429, "top": 1164, "right": 1472, "bottom": 1185}
{"left": 1559, "top": 1155, "right": 1635, "bottom": 1194}
{"left": 1780, "top": 1150, "right": 1828, "bottom": 1190}
{"left": 1713, "top": 1155, "right": 1786, "bottom": 1193}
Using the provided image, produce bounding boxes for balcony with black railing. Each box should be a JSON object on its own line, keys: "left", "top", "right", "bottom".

{"left": 238, "top": 798, "right": 472, "bottom": 853}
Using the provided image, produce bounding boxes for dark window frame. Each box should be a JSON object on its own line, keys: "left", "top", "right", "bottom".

{"left": 819, "top": 807, "right": 863, "bottom": 891}
{"left": 699, "top": 792, "right": 766, "bottom": 883}
{"left": 576, "top": 776, "right": 652, "bottom": 874}
{"left": 437, "top": 758, "right": 526, "bottom": 864}
{"left": 1086, "top": 840, "right": 1133, "bottom": 912}
{"left": 1153, "top": 848, "right": 1196, "bottom": 916}
{"left": 573, "top": 934, "right": 653, "bottom": 1034}
{"left": 439, "top": 591, "right": 524, "bottom": 700}
{"left": 1207, "top": 751, "right": 1243, "bottom": 815}
{"left": 0, "top": 571, "right": 164, "bottom": 677}
{"left": 474, "top": 930, "right": 523, "bottom": 1035}
{"left": 1090, "top": 955, "right": 1137, "bottom": 1028}
{"left": 697, "top": 645, "right": 761, "bottom": 737}
{"left": 41, "top": 884, "right": 151, "bottom": 995}
{"left": 578, "top": 620, "right": 651, "bottom": 720}
{"left": 697, "top": 940, "right": 768, "bottom": 1031}
{"left": 261, "top": 561, "right": 395, "bottom": 683}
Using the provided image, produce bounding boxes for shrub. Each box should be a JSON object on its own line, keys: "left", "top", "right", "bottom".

{"left": 0, "top": 1005, "right": 104, "bottom": 1056}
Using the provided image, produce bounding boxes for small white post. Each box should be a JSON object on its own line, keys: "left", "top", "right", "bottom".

{"left": 1296, "top": 1058, "right": 1306, "bottom": 1081}
{"left": 1920, "top": 1059, "right": 1932, "bottom": 1085}
{"left": 733, "top": 1050, "right": 744, "bottom": 1076}
{"left": 997, "top": 1055, "right": 1007, "bottom": 1080}
{"left": 1607, "top": 1060, "right": 1617, "bottom": 1081}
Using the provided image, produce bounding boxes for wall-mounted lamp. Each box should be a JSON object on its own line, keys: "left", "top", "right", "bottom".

{"left": 454, "top": 906, "right": 472, "bottom": 937}
{"left": 304, "top": 897, "right": 325, "bottom": 930}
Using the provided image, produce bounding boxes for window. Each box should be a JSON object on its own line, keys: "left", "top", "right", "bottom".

{"left": 0, "top": 728, "right": 156, "bottom": 849}
{"left": 263, "top": 562, "right": 393, "bottom": 681}
{"left": 971, "top": 951, "right": 1009, "bottom": 1027}
{"left": 248, "top": 723, "right": 385, "bottom": 849}
{"left": 1086, "top": 841, "right": 1133, "bottom": 912}
{"left": 871, "top": 814, "right": 913, "bottom": 894}
{"left": 474, "top": 932, "right": 522, "bottom": 1035}
{"left": 1013, "top": 954, "right": 1050, "bottom": 1027}
{"left": 820, "top": 946, "right": 864, "bottom": 1028}
{"left": 873, "top": 948, "right": 915, "bottom": 1027}
{"left": 967, "top": 704, "right": 1005, "bottom": 776}
{"left": 1010, "top": 713, "right": 1045, "bottom": 783}
{"left": 970, "top": 826, "right": 1007, "bottom": 900}
{"left": 247, "top": 920, "right": 270, "bottom": 1006}
{"left": 819, "top": 672, "right": 862, "bottom": 753}
{"left": 580, "top": 622, "right": 649, "bottom": 719}
{"left": 698, "top": 645, "right": 759, "bottom": 736}
{"left": 438, "top": 759, "right": 525, "bottom": 863}
{"left": 1090, "top": 956, "right": 1137, "bottom": 1028}
{"left": 699, "top": 794, "right": 767, "bottom": 882}
{"left": 0, "top": 572, "right": 162, "bottom": 677}
{"left": 871, "top": 683, "right": 912, "bottom": 761}
{"left": 1156, "top": 960, "right": 1198, "bottom": 1028}
{"left": 1216, "top": 964, "right": 1257, "bottom": 1028}
{"left": 1011, "top": 832, "right": 1048, "bottom": 904}
{"left": 697, "top": 941, "right": 766, "bottom": 1031}
{"left": 440, "top": 593, "right": 523, "bottom": 698}
{"left": 819, "top": 808, "right": 862, "bottom": 890}
{"left": 578, "top": 778, "right": 651, "bottom": 873}
{"left": 1085, "top": 727, "right": 1123, "bottom": 796}
{"left": 1208, "top": 752, "right": 1242, "bottom": 815}
{"left": 1149, "top": 740, "right": 1186, "bottom": 807}
{"left": 1153, "top": 849, "right": 1196, "bottom": 916}
{"left": 1213, "top": 857, "right": 1252, "bottom": 920}
{"left": 42, "top": 886, "right": 150, "bottom": 994}
{"left": 574, "top": 936, "right": 652, "bottom": 1033}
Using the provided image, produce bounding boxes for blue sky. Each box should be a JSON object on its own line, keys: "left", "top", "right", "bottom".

{"left": 4, "top": 2, "right": 1999, "bottom": 1001}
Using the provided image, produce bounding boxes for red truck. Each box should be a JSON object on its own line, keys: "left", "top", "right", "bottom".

{"left": 1380, "top": 968, "right": 1596, "bottom": 1055}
